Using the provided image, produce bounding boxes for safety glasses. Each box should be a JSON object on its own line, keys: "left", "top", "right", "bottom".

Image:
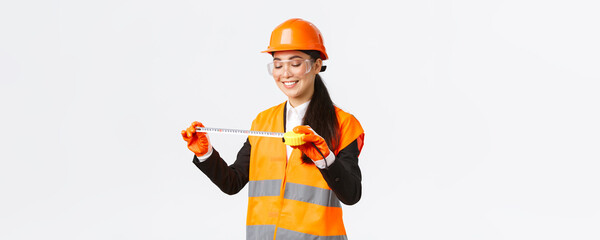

{"left": 267, "top": 59, "right": 313, "bottom": 76}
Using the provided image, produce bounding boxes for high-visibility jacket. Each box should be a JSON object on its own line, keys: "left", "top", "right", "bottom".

{"left": 247, "top": 102, "right": 364, "bottom": 240}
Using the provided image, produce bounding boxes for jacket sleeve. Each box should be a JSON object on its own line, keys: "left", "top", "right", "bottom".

{"left": 192, "top": 138, "right": 251, "bottom": 195}
{"left": 318, "top": 139, "right": 362, "bottom": 205}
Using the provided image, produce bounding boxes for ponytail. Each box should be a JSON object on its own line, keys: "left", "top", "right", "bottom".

{"left": 300, "top": 50, "right": 340, "bottom": 163}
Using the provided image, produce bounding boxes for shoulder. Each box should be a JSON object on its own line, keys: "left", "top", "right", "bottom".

{"left": 255, "top": 102, "right": 286, "bottom": 119}
{"left": 250, "top": 102, "right": 286, "bottom": 130}
{"left": 334, "top": 106, "right": 365, "bottom": 153}
{"left": 335, "top": 106, "right": 363, "bottom": 131}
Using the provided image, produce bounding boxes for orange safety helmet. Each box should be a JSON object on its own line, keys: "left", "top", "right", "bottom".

{"left": 262, "top": 18, "right": 329, "bottom": 60}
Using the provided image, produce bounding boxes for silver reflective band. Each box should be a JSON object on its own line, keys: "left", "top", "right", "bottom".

{"left": 284, "top": 183, "right": 341, "bottom": 208}
{"left": 276, "top": 228, "right": 348, "bottom": 240}
{"left": 248, "top": 180, "right": 282, "bottom": 197}
{"left": 247, "top": 225, "right": 276, "bottom": 240}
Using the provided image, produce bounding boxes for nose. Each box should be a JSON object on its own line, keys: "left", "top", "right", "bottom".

{"left": 282, "top": 64, "right": 292, "bottom": 78}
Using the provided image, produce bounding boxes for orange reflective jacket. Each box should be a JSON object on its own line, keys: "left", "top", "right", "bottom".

{"left": 246, "top": 102, "right": 364, "bottom": 239}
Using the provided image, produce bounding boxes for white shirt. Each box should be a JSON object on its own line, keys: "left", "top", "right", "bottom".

{"left": 285, "top": 101, "right": 309, "bottom": 160}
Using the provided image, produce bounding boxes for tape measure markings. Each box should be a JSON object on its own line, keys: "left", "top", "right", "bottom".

{"left": 195, "top": 127, "right": 305, "bottom": 146}
{"left": 196, "top": 127, "right": 284, "bottom": 138}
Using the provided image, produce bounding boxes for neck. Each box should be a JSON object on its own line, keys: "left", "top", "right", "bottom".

{"left": 289, "top": 86, "right": 314, "bottom": 107}
{"left": 288, "top": 96, "right": 312, "bottom": 108}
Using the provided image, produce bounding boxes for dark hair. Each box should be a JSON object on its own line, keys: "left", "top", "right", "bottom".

{"left": 300, "top": 50, "right": 340, "bottom": 164}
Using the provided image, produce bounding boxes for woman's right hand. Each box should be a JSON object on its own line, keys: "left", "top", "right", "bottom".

{"left": 181, "top": 121, "right": 211, "bottom": 157}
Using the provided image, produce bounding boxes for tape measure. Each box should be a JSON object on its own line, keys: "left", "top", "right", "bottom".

{"left": 196, "top": 127, "right": 306, "bottom": 146}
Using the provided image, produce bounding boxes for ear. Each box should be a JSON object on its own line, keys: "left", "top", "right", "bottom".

{"left": 313, "top": 58, "right": 323, "bottom": 74}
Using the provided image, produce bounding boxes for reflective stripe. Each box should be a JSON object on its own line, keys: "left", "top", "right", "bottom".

{"left": 247, "top": 225, "right": 276, "bottom": 240}
{"left": 284, "top": 182, "right": 341, "bottom": 208}
{"left": 248, "top": 180, "right": 281, "bottom": 197}
{"left": 276, "top": 228, "right": 347, "bottom": 240}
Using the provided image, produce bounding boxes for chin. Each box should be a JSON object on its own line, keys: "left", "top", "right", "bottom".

{"left": 283, "top": 92, "right": 298, "bottom": 99}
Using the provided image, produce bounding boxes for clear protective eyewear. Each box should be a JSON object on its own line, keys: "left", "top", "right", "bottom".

{"left": 267, "top": 59, "right": 313, "bottom": 76}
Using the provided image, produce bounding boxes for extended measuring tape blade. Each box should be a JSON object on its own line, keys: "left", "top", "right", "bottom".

{"left": 195, "top": 127, "right": 305, "bottom": 146}
{"left": 196, "top": 127, "right": 284, "bottom": 138}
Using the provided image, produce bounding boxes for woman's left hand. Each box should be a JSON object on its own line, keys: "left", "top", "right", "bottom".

{"left": 292, "top": 125, "right": 332, "bottom": 161}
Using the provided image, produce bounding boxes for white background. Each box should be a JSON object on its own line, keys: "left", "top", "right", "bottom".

{"left": 1, "top": 0, "right": 599, "bottom": 239}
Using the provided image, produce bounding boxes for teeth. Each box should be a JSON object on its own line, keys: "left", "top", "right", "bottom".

{"left": 283, "top": 81, "right": 297, "bottom": 86}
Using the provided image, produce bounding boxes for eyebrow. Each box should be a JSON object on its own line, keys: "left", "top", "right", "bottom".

{"left": 273, "top": 55, "right": 303, "bottom": 61}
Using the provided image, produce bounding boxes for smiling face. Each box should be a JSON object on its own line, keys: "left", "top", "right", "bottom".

{"left": 271, "top": 51, "right": 322, "bottom": 107}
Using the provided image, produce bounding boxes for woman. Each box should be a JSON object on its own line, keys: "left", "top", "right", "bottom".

{"left": 181, "top": 18, "right": 364, "bottom": 240}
